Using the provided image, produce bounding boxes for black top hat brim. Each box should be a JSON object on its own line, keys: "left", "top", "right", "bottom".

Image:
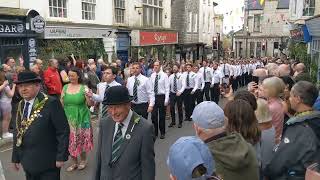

{"left": 14, "top": 78, "right": 42, "bottom": 85}
{"left": 102, "top": 97, "right": 133, "bottom": 105}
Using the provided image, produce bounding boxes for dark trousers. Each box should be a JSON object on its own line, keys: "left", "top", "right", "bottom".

{"left": 169, "top": 93, "right": 183, "bottom": 125}
{"left": 183, "top": 89, "right": 195, "bottom": 121}
{"left": 244, "top": 73, "right": 249, "bottom": 85}
{"left": 210, "top": 83, "right": 220, "bottom": 104}
{"left": 232, "top": 76, "right": 239, "bottom": 91}
{"left": 240, "top": 74, "right": 245, "bottom": 87}
{"left": 132, "top": 103, "right": 148, "bottom": 119}
{"left": 202, "top": 82, "right": 211, "bottom": 101}
{"left": 25, "top": 168, "right": 60, "bottom": 180}
{"left": 195, "top": 89, "right": 203, "bottom": 104}
{"left": 151, "top": 95, "right": 166, "bottom": 136}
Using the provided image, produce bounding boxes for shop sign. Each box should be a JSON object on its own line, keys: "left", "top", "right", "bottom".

{"left": 290, "top": 25, "right": 311, "bottom": 43}
{"left": 0, "top": 23, "right": 25, "bottom": 34}
{"left": 28, "top": 38, "right": 37, "bottom": 63}
{"left": 31, "top": 15, "right": 46, "bottom": 33}
{"left": 44, "top": 26, "right": 113, "bottom": 39}
{"left": 140, "top": 31, "right": 178, "bottom": 46}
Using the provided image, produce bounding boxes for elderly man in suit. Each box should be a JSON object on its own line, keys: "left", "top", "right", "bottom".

{"left": 11, "top": 71, "right": 70, "bottom": 180}
{"left": 93, "top": 85, "right": 155, "bottom": 180}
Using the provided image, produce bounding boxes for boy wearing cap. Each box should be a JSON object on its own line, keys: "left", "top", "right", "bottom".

{"left": 167, "top": 136, "right": 216, "bottom": 180}
{"left": 192, "top": 101, "right": 259, "bottom": 180}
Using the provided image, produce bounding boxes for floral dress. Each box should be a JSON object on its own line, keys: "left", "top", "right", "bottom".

{"left": 63, "top": 84, "right": 93, "bottom": 157}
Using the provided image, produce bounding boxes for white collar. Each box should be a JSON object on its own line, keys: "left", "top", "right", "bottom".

{"left": 117, "top": 110, "right": 132, "bottom": 129}
{"left": 25, "top": 97, "right": 36, "bottom": 105}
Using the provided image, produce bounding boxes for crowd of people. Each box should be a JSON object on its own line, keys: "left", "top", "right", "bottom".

{"left": 0, "top": 55, "right": 320, "bottom": 180}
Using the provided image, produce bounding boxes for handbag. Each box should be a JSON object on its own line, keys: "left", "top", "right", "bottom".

{"left": 306, "top": 163, "right": 320, "bottom": 180}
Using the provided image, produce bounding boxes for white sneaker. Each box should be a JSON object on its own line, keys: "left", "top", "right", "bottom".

{"left": 2, "top": 132, "right": 13, "bottom": 139}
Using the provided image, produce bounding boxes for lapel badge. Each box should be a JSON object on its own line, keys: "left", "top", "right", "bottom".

{"left": 125, "top": 134, "right": 131, "bottom": 140}
{"left": 284, "top": 137, "right": 290, "bottom": 144}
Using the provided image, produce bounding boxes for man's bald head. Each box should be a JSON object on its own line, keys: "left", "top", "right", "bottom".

{"left": 253, "top": 68, "right": 268, "bottom": 78}
{"left": 278, "top": 64, "right": 290, "bottom": 77}
{"left": 295, "top": 63, "right": 306, "bottom": 73}
{"left": 265, "top": 63, "right": 279, "bottom": 77}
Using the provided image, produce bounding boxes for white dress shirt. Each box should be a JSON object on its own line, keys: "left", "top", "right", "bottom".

{"left": 127, "top": 74, "right": 155, "bottom": 106}
{"left": 169, "top": 72, "right": 183, "bottom": 93}
{"left": 242, "top": 64, "right": 247, "bottom": 74}
{"left": 211, "top": 69, "right": 223, "bottom": 84}
{"left": 179, "top": 71, "right": 196, "bottom": 93}
{"left": 150, "top": 71, "right": 170, "bottom": 104}
{"left": 192, "top": 72, "right": 205, "bottom": 93}
{"left": 113, "top": 110, "right": 132, "bottom": 141}
{"left": 199, "top": 66, "right": 213, "bottom": 83}
{"left": 92, "top": 80, "right": 121, "bottom": 102}
{"left": 23, "top": 98, "right": 36, "bottom": 119}
{"left": 219, "top": 64, "right": 232, "bottom": 77}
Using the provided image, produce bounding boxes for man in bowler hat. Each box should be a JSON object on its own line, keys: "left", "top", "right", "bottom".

{"left": 93, "top": 86, "right": 155, "bottom": 180}
{"left": 11, "top": 71, "right": 70, "bottom": 180}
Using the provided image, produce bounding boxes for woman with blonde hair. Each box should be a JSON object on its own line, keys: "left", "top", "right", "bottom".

{"left": 256, "top": 98, "right": 276, "bottom": 179}
{"left": 261, "top": 77, "right": 285, "bottom": 144}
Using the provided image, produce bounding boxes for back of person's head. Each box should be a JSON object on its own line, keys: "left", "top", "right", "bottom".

{"left": 296, "top": 63, "right": 306, "bottom": 73}
{"left": 167, "top": 136, "right": 215, "bottom": 180}
{"left": 265, "top": 63, "right": 279, "bottom": 76}
{"left": 224, "top": 99, "right": 261, "bottom": 145}
{"left": 278, "top": 64, "right": 291, "bottom": 77}
{"left": 291, "top": 81, "right": 318, "bottom": 107}
{"left": 234, "top": 90, "right": 258, "bottom": 111}
{"left": 262, "top": 76, "right": 285, "bottom": 98}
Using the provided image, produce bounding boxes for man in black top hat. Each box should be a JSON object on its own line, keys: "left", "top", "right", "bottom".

{"left": 93, "top": 86, "right": 155, "bottom": 180}
{"left": 11, "top": 71, "right": 70, "bottom": 180}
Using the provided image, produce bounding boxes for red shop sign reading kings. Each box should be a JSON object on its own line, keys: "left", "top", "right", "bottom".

{"left": 140, "top": 31, "right": 178, "bottom": 46}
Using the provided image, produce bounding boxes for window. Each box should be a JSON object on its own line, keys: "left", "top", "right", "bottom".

{"left": 253, "top": 14, "right": 261, "bottom": 32}
{"left": 115, "top": 0, "right": 125, "bottom": 23}
{"left": 303, "top": 0, "right": 315, "bottom": 16}
{"left": 274, "top": 42, "right": 279, "bottom": 49}
{"left": 82, "top": 0, "right": 96, "bottom": 20}
{"left": 256, "top": 42, "right": 262, "bottom": 57}
{"left": 188, "top": 12, "right": 192, "bottom": 32}
{"left": 194, "top": 13, "right": 198, "bottom": 32}
{"left": 142, "top": 0, "right": 163, "bottom": 27}
{"left": 250, "top": 42, "right": 255, "bottom": 57}
{"left": 49, "top": 0, "right": 67, "bottom": 18}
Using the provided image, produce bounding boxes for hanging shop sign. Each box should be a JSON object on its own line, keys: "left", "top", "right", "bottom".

{"left": 140, "top": 31, "right": 178, "bottom": 46}
{"left": 290, "top": 25, "right": 311, "bottom": 43}
{"left": 31, "top": 15, "right": 46, "bottom": 33}
{"left": 44, "top": 26, "right": 113, "bottom": 39}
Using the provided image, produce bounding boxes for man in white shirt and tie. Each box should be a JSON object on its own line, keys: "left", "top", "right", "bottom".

{"left": 86, "top": 66, "right": 121, "bottom": 118}
{"left": 192, "top": 65, "right": 205, "bottom": 105}
{"left": 210, "top": 62, "right": 223, "bottom": 104}
{"left": 199, "top": 60, "right": 212, "bottom": 101}
{"left": 126, "top": 62, "right": 154, "bottom": 119}
{"left": 150, "top": 61, "right": 169, "bottom": 139}
{"left": 168, "top": 64, "right": 183, "bottom": 128}
{"left": 177, "top": 63, "right": 196, "bottom": 121}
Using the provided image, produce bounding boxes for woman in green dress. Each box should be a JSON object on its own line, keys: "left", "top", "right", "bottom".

{"left": 61, "top": 67, "right": 94, "bottom": 171}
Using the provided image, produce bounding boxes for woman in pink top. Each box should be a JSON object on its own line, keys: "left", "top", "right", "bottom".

{"left": 261, "top": 77, "right": 285, "bottom": 144}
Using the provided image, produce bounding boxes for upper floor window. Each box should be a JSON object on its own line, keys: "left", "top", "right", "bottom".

{"left": 82, "top": 0, "right": 96, "bottom": 20}
{"left": 303, "top": 0, "right": 315, "bottom": 16}
{"left": 253, "top": 14, "right": 261, "bottom": 32}
{"left": 143, "top": 0, "right": 163, "bottom": 27}
{"left": 115, "top": 0, "right": 125, "bottom": 23}
{"left": 49, "top": 0, "right": 67, "bottom": 18}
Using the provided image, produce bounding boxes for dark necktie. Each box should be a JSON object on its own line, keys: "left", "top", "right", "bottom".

{"left": 111, "top": 123, "right": 124, "bottom": 163}
{"left": 102, "top": 85, "right": 110, "bottom": 117}
{"left": 186, "top": 72, "right": 190, "bottom": 87}
{"left": 204, "top": 67, "right": 207, "bottom": 81}
{"left": 133, "top": 77, "right": 138, "bottom": 102}
{"left": 154, "top": 74, "right": 159, "bottom": 95}
{"left": 23, "top": 102, "right": 30, "bottom": 119}
{"left": 173, "top": 74, "right": 177, "bottom": 92}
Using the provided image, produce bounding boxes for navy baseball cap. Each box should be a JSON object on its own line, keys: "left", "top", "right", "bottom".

{"left": 167, "top": 136, "right": 215, "bottom": 180}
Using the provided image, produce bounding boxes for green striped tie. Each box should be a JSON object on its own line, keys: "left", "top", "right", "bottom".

{"left": 111, "top": 123, "right": 124, "bottom": 163}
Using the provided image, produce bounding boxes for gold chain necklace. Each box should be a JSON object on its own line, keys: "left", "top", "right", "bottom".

{"left": 15, "top": 94, "right": 49, "bottom": 147}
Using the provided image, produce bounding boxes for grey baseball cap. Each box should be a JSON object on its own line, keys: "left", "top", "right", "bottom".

{"left": 191, "top": 101, "right": 225, "bottom": 129}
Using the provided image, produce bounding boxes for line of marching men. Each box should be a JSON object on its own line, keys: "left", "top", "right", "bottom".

{"left": 94, "top": 59, "right": 263, "bottom": 140}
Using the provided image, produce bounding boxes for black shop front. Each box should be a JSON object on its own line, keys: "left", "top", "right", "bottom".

{"left": 0, "top": 8, "right": 45, "bottom": 68}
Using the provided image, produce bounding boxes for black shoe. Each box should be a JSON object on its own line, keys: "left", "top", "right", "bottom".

{"left": 160, "top": 134, "right": 165, "bottom": 139}
{"left": 178, "top": 124, "right": 182, "bottom": 128}
{"left": 168, "top": 123, "right": 176, "bottom": 128}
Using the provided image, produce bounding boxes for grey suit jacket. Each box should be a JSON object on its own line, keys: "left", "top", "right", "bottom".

{"left": 93, "top": 111, "right": 155, "bottom": 180}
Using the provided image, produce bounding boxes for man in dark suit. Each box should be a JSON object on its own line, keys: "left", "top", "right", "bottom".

{"left": 11, "top": 71, "right": 70, "bottom": 180}
{"left": 93, "top": 86, "right": 155, "bottom": 180}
